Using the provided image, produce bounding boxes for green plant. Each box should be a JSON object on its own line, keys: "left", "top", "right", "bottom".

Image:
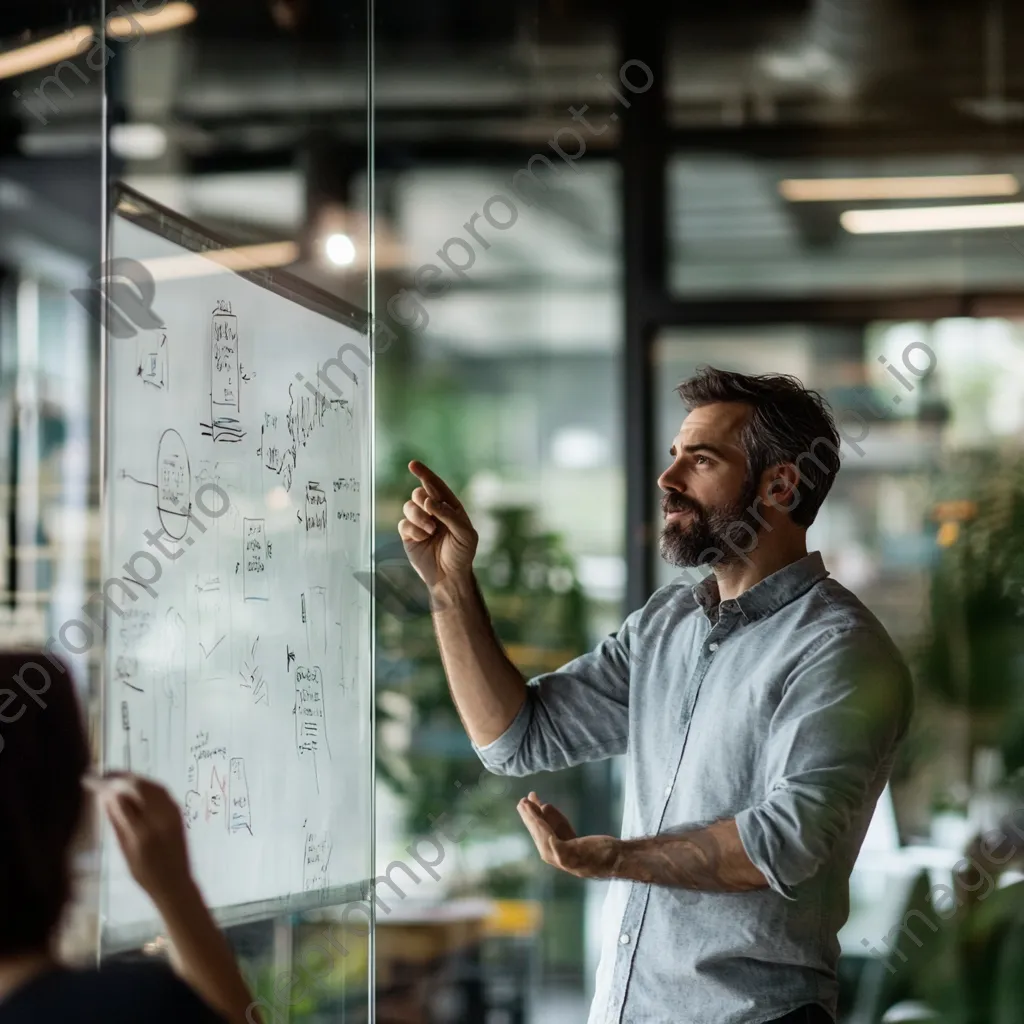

{"left": 915, "top": 451, "right": 1024, "bottom": 781}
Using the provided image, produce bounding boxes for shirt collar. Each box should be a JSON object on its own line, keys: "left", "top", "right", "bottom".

{"left": 692, "top": 551, "right": 829, "bottom": 624}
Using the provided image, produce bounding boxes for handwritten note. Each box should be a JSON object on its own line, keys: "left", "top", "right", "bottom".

{"left": 295, "top": 666, "right": 327, "bottom": 791}
{"left": 211, "top": 303, "right": 239, "bottom": 411}
{"left": 302, "top": 831, "right": 332, "bottom": 898}
{"left": 229, "top": 758, "right": 253, "bottom": 835}
{"left": 305, "top": 482, "right": 327, "bottom": 534}
{"left": 243, "top": 518, "right": 268, "bottom": 600}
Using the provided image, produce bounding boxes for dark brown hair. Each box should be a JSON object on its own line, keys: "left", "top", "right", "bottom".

{"left": 675, "top": 366, "right": 842, "bottom": 527}
{"left": 0, "top": 650, "right": 89, "bottom": 955}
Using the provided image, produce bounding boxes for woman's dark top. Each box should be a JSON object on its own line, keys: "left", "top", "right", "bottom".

{"left": 0, "top": 961, "right": 227, "bottom": 1023}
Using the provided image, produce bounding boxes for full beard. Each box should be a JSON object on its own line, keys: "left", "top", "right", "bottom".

{"left": 658, "top": 477, "right": 764, "bottom": 569}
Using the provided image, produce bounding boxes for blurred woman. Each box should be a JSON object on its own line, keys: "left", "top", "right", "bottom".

{"left": 0, "top": 650, "right": 258, "bottom": 1023}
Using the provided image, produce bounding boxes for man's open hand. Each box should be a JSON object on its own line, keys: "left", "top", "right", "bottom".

{"left": 517, "top": 791, "right": 620, "bottom": 880}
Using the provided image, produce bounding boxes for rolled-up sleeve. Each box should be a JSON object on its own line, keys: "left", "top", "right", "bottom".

{"left": 473, "top": 608, "right": 641, "bottom": 777}
{"left": 734, "top": 627, "right": 913, "bottom": 898}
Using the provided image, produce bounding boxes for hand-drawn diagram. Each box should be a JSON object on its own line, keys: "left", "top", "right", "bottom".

{"left": 137, "top": 328, "right": 168, "bottom": 390}
{"left": 294, "top": 666, "right": 328, "bottom": 792}
{"left": 113, "top": 607, "right": 154, "bottom": 693}
{"left": 334, "top": 473, "right": 362, "bottom": 525}
{"left": 302, "top": 831, "right": 332, "bottom": 900}
{"left": 305, "top": 482, "right": 327, "bottom": 534}
{"left": 155, "top": 429, "right": 191, "bottom": 539}
{"left": 302, "top": 588, "right": 327, "bottom": 659}
{"left": 239, "top": 635, "right": 268, "bottom": 706}
{"left": 195, "top": 573, "right": 231, "bottom": 679}
{"left": 201, "top": 300, "right": 246, "bottom": 443}
{"left": 229, "top": 758, "right": 253, "bottom": 835}
{"left": 119, "top": 699, "right": 151, "bottom": 773}
{"left": 185, "top": 732, "right": 230, "bottom": 831}
{"left": 276, "top": 380, "right": 348, "bottom": 493}
{"left": 259, "top": 411, "right": 295, "bottom": 493}
{"left": 119, "top": 428, "right": 192, "bottom": 540}
{"left": 243, "top": 518, "right": 268, "bottom": 600}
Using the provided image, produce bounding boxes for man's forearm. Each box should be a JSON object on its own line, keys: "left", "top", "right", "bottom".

{"left": 430, "top": 571, "right": 528, "bottom": 747}
{"left": 606, "top": 819, "right": 767, "bottom": 891}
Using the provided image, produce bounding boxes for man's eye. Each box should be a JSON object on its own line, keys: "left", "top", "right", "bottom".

{"left": 695, "top": 455, "right": 710, "bottom": 465}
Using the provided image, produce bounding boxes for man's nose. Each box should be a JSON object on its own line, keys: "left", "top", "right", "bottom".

{"left": 658, "top": 463, "right": 685, "bottom": 494}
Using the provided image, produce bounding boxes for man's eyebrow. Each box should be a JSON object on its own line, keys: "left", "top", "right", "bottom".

{"left": 669, "top": 442, "right": 730, "bottom": 459}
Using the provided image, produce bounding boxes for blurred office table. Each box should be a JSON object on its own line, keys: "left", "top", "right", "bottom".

{"left": 841, "top": 843, "right": 1024, "bottom": 956}
{"left": 376, "top": 897, "right": 544, "bottom": 1024}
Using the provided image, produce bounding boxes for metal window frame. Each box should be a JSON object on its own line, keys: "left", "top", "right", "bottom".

{"left": 617, "top": 7, "right": 1024, "bottom": 609}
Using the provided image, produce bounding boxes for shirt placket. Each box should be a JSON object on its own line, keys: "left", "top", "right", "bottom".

{"left": 607, "top": 608, "right": 737, "bottom": 1024}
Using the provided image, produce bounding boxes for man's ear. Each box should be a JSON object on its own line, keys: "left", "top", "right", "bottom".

{"left": 764, "top": 463, "right": 802, "bottom": 513}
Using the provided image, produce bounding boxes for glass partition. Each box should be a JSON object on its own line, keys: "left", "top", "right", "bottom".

{"left": 1, "top": 3, "right": 374, "bottom": 1021}
{"left": 0, "top": 0, "right": 106, "bottom": 960}
{"left": 104, "top": 4, "right": 375, "bottom": 1021}
{"left": 370, "top": 158, "right": 624, "bottom": 1023}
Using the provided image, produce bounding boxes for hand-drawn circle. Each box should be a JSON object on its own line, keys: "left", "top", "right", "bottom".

{"left": 156, "top": 428, "right": 191, "bottom": 540}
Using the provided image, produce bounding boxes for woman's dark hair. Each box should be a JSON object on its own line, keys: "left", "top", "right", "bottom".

{"left": 0, "top": 650, "right": 89, "bottom": 955}
{"left": 676, "top": 366, "right": 842, "bottom": 528}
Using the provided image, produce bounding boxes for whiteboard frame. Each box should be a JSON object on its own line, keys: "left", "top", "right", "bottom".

{"left": 111, "top": 183, "right": 369, "bottom": 334}
{"left": 108, "top": 879, "right": 376, "bottom": 954}
{"left": 99, "top": 183, "right": 375, "bottom": 954}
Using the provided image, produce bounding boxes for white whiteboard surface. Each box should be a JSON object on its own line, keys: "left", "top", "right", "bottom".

{"left": 101, "top": 197, "right": 371, "bottom": 949}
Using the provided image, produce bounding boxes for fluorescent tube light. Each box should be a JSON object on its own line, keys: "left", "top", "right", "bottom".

{"left": 840, "top": 201, "right": 1024, "bottom": 234}
{"left": 107, "top": 2, "right": 197, "bottom": 37}
{"left": 0, "top": 2, "right": 195, "bottom": 82}
{"left": 0, "top": 26, "right": 93, "bottom": 81}
{"left": 780, "top": 174, "right": 1019, "bottom": 202}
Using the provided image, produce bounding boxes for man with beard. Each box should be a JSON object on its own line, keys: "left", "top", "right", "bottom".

{"left": 399, "top": 367, "right": 913, "bottom": 1024}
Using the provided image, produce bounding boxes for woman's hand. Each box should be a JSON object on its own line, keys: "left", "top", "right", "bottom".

{"left": 87, "top": 772, "right": 259, "bottom": 1022}
{"left": 89, "top": 772, "right": 195, "bottom": 908}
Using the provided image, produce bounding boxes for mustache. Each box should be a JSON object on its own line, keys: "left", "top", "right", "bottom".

{"left": 662, "top": 496, "right": 704, "bottom": 516}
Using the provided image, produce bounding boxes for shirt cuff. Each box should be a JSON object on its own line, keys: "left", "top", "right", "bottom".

{"left": 734, "top": 804, "right": 798, "bottom": 902}
{"left": 471, "top": 693, "right": 533, "bottom": 772}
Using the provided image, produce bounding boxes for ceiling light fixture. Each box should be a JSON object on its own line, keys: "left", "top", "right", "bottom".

{"left": 0, "top": 3, "right": 195, "bottom": 82}
{"left": 0, "top": 26, "right": 93, "bottom": 81}
{"left": 780, "top": 173, "right": 1019, "bottom": 202}
{"left": 324, "top": 233, "right": 357, "bottom": 267}
{"left": 840, "top": 201, "right": 1024, "bottom": 234}
{"left": 107, "top": 2, "right": 197, "bottom": 37}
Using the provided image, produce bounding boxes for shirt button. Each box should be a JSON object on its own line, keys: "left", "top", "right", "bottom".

{"left": 708, "top": 642, "right": 719, "bottom": 652}
{"left": 663, "top": 784, "right": 672, "bottom": 796}
{"left": 619, "top": 933, "right": 631, "bottom": 945}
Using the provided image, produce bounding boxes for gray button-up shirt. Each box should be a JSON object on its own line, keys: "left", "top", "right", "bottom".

{"left": 474, "top": 551, "right": 913, "bottom": 1024}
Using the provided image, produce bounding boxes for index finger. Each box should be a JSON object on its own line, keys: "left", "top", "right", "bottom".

{"left": 408, "top": 460, "right": 461, "bottom": 508}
